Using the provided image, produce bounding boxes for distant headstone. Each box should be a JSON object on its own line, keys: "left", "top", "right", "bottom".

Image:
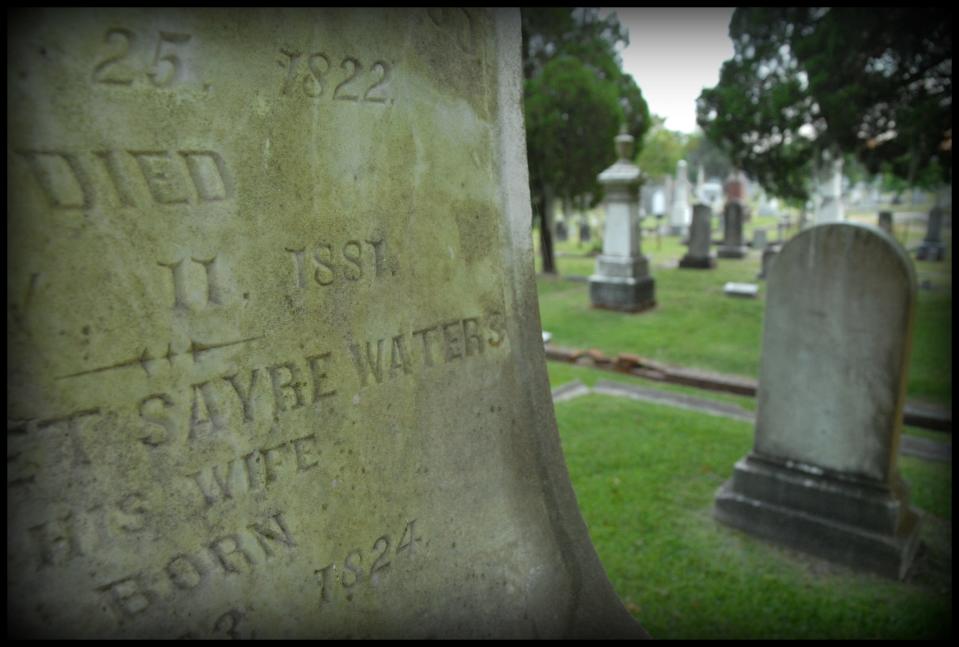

{"left": 752, "top": 228, "right": 768, "bottom": 251}
{"left": 715, "top": 223, "right": 922, "bottom": 579}
{"left": 669, "top": 160, "right": 691, "bottom": 236}
{"left": 7, "top": 8, "right": 645, "bottom": 639}
{"left": 717, "top": 203, "right": 748, "bottom": 259}
{"left": 555, "top": 220, "right": 568, "bottom": 241}
{"left": 723, "top": 282, "right": 758, "bottom": 298}
{"left": 589, "top": 129, "right": 655, "bottom": 312}
{"left": 679, "top": 204, "right": 716, "bottom": 269}
{"left": 915, "top": 207, "right": 946, "bottom": 261}
{"left": 579, "top": 221, "right": 592, "bottom": 243}
{"left": 814, "top": 154, "right": 845, "bottom": 223}
{"left": 878, "top": 211, "right": 893, "bottom": 235}
{"left": 757, "top": 245, "right": 779, "bottom": 280}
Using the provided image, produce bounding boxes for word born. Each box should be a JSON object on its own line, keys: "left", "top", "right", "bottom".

{"left": 315, "top": 520, "right": 420, "bottom": 605}
{"left": 278, "top": 50, "right": 392, "bottom": 103}
{"left": 96, "top": 511, "right": 295, "bottom": 621}
{"left": 14, "top": 148, "right": 232, "bottom": 210}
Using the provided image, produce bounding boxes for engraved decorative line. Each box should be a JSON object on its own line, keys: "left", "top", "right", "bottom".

{"left": 55, "top": 336, "right": 264, "bottom": 380}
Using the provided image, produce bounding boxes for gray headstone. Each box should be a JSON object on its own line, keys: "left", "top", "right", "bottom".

{"left": 916, "top": 207, "right": 946, "bottom": 261}
{"left": 678, "top": 204, "right": 715, "bottom": 269}
{"left": 717, "top": 202, "right": 747, "bottom": 258}
{"left": 878, "top": 211, "right": 893, "bottom": 234}
{"left": 752, "top": 228, "right": 768, "bottom": 251}
{"left": 715, "top": 223, "right": 921, "bottom": 579}
{"left": 757, "top": 245, "right": 779, "bottom": 280}
{"left": 588, "top": 129, "right": 655, "bottom": 312}
{"left": 7, "top": 8, "right": 645, "bottom": 639}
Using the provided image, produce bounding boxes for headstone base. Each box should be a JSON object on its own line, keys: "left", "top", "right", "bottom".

{"left": 589, "top": 275, "right": 656, "bottom": 313}
{"left": 678, "top": 254, "right": 716, "bottom": 269}
{"left": 717, "top": 245, "right": 748, "bottom": 259}
{"left": 714, "top": 453, "right": 921, "bottom": 580}
{"left": 916, "top": 242, "right": 946, "bottom": 262}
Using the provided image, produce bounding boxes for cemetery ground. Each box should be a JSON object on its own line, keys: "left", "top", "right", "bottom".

{"left": 534, "top": 206, "right": 952, "bottom": 638}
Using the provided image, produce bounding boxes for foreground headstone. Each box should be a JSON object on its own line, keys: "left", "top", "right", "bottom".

{"left": 915, "top": 207, "right": 946, "bottom": 261}
{"left": 7, "top": 8, "right": 646, "bottom": 639}
{"left": 679, "top": 204, "right": 716, "bottom": 269}
{"left": 589, "top": 129, "right": 655, "bottom": 313}
{"left": 714, "top": 223, "right": 921, "bottom": 579}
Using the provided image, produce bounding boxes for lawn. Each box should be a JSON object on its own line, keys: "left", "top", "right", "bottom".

{"left": 551, "top": 390, "right": 952, "bottom": 639}
{"left": 537, "top": 203, "right": 952, "bottom": 638}
{"left": 537, "top": 206, "right": 952, "bottom": 406}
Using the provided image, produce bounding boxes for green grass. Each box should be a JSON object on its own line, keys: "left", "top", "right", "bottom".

{"left": 537, "top": 211, "right": 952, "bottom": 406}
{"left": 554, "top": 393, "right": 952, "bottom": 639}
{"left": 545, "top": 361, "right": 950, "bottom": 443}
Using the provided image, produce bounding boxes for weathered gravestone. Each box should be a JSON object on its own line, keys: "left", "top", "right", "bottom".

{"left": 678, "top": 204, "right": 715, "bottom": 269}
{"left": 588, "top": 129, "right": 655, "bottom": 312}
{"left": 757, "top": 245, "right": 779, "bottom": 280}
{"left": 669, "top": 160, "right": 691, "bottom": 236}
{"left": 7, "top": 8, "right": 646, "bottom": 639}
{"left": 915, "top": 206, "right": 946, "bottom": 261}
{"left": 555, "top": 219, "right": 568, "bottom": 242}
{"left": 714, "top": 223, "right": 921, "bottom": 579}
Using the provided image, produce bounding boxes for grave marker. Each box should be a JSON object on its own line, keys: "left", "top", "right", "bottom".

{"left": 7, "top": 8, "right": 645, "bottom": 639}
{"left": 714, "top": 223, "right": 921, "bottom": 579}
{"left": 678, "top": 204, "right": 716, "bottom": 269}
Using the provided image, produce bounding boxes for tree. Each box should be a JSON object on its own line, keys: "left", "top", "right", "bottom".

{"left": 635, "top": 115, "right": 688, "bottom": 181}
{"left": 697, "top": 7, "right": 951, "bottom": 202}
{"left": 522, "top": 7, "right": 650, "bottom": 274}
{"left": 683, "top": 131, "right": 733, "bottom": 182}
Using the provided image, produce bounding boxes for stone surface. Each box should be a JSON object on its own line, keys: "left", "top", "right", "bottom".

{"left": 679, "top": 204, "right": 715, "bottom": 269}
{"left": 717, "top": 202, "right": 747, "bottom": 258}
{"left": 7, "top": 8, "right": 645, "bottom": 639}
{"left": 589, "top": 129, "right": 655, "bottom": 313}
{"left": 714, "top": 223, "right": 921, "bottom": 579}
{"left": 752, "top": 228, "right": 768, "bottom": 251}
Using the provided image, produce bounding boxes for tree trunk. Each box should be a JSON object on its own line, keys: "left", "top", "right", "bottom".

{"left": 540, "top": 184, "right": 557, "bottom": 274}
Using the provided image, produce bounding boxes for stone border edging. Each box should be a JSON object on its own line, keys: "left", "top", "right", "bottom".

{"left": 545, "top": 345, "right": 951, "bottom": 432}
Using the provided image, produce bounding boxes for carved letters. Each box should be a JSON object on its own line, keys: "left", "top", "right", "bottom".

{"left": 15, "top": 149, "right": 233, "bottom": 210}
{"left": 278, "top": 50, "right": 393, "bottom": 103}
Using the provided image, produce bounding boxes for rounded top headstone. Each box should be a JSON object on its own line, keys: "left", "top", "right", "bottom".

{"left": 755, "top": 222, "right": 917, "bottom": 484}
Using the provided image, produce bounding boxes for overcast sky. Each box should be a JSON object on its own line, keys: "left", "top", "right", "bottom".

{"left": 600, "top": 7, "right": 736, "bottom": 134}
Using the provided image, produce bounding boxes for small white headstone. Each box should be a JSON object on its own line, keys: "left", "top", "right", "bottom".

{"left": 723, "top": 282, "right": 759, "bottom": 298}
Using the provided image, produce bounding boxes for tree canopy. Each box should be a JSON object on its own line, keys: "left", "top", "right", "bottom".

{"left": 697, "top": 7, "right": 952, "bottom": 202}
{"left": 522, "top": 7, "right": 651, "bottom": 272}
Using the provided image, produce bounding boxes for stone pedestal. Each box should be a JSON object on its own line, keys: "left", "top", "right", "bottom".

{"left": 916, "top": 207, "right": 946, "bottom": 261}
{"left": 679, "top": 204, "right": 715, "bottom": 269}
{"left": 589, "top": 129, "right": 655, "bottom": 312}
{"left": 715, "top": 223, "right": 922, "bottom": 580}
{"left": 717, "top": 202, "right": 747, "bottom": 258}
{"left": 715, "top": 453, "right": 920, "bottom": 579}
